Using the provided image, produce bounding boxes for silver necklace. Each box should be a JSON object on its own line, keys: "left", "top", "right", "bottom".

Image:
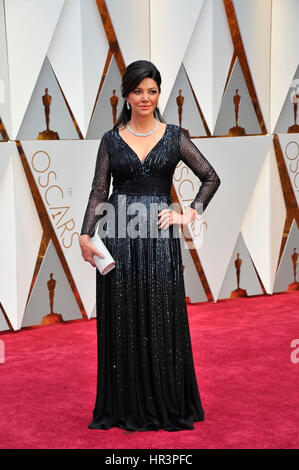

{"left": 127, "top": 118, "right": 158, "bottom": 137}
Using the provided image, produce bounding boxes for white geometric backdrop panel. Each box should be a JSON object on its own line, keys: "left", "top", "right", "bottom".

{"left": 0, "top": 0, "right": 298, "bottom": 332}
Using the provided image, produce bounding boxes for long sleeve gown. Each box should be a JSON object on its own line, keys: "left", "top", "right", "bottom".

{"left": 80, "top": 123, "right": 221, "bottom": 431}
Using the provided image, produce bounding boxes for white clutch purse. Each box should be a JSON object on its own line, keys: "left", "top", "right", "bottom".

{"left": 90, "top": 221, "right": 115, "bottom": 275}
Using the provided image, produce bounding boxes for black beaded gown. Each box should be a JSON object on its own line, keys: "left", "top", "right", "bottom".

{"left": 80, "top": 123, "right": 221, "bottom": 431}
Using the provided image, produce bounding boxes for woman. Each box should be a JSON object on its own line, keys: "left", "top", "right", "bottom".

{"left": 79, "top": 60, "right": 221, "bottom": 432}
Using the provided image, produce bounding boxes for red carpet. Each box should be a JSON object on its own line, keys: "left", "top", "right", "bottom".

{"left": 0, "top": 291, "right": 299, "bottom": 449}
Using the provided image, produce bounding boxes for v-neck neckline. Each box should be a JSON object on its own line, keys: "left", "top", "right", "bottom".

{"left": 116, "top": 123, "right": 168, "bottom": 166}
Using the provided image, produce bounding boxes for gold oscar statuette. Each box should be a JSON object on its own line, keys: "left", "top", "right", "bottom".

{"left": 37, "top": 88, "right": 59, "bottom": 140}
{"left": 288, "top": 88, "right": 299, "bottom": 133}
{"left": 110, "top": 89, "right": 119, "bottom": 126}
{"left": 228, "top": 89, "right": 246, "bottom": 136}
{"left": 288, "top": 248, "right": 299, "bottom": 291}
{"left": 40, "top": 273, "right": 63, "bottom": 325}
{"left": 176, "top": 89, "right": 190, "bottom": 137}
{"left": 230, "top": 252, "right": 247, "bottom": 298}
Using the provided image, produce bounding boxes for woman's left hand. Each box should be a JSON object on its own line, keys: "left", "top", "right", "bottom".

{"left": 157, "top": 208, "right": 198, "bottom": 230}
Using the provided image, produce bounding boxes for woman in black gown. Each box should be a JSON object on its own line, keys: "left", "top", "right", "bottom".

{"left": 79, "top": 60, "right": 221, "bottom": 432}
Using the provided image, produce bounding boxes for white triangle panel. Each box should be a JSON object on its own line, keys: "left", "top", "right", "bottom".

{"left": 270, "top": 145, "right": 288, "bottom": 292}
{"left": 174, "top": 135, "right": 272, "bottom": 301}
{"left": 241, "top": 154, "right": 271, "bottom": 292}
{"left": 274, "top": 65, "right": 299, "bottom": 134}
{"left": 163, "top": 64, "right": 207, "bottom": 136}
{"left": 14, "top": 149, "right": 43, "bottom": 328}
{"left": 17, "top": 56, "right": 79, "bottom": 140}
{"left": 274, "top": 219, "right": 299, "bottom": 292}
{"left": 271, "top": 0, "right": 299, "bottom": 133}
{"left": 21, "top": 139, "right": 106, "bottom": 318}
{"left": 87, "top": 55, "right": 122, "bottom": 138}
{"left": 22, "top": 240, "right": 82, "bottom": 327}
{"left": 150, "top": 0, "right": 204, "bottom": 114}
{"left": 214, "top": 58, "right": 261, "bottom": 136}
{"left": 233, "top": 0, "right": 271, "bottom": 132}
{"left": 218, "top": 232, "right": 263, "bottom": 300}
{"left": 48, "top": 0, "right": 109, "bottom": 137}
{"left": 4, "top": 0, "right": 65, "bottom": 139}
{"left": 183, "top": 0, "right": 233, "bottom": 133}
{"left": 80, "top": 0, "right": 110, "bottom": 137}
{"left": 241, "top": 142, "right": 286, "bottom": 294}
{"left": 106, "top": 0, "right": 150, "bottom": 66}
{"left": 0, "top": 143, "right": 42, "bottom": 330}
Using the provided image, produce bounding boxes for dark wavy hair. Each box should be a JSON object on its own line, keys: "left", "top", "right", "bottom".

{"left": 113, "top": 60, "right": 166, "bottom": 130}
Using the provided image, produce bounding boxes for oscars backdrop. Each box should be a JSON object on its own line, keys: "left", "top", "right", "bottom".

{"left": 0, "top": 0, "right": 298, "bottom": 332}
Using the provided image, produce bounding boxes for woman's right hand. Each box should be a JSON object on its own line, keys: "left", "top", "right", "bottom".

{"left": 79, "top": 234, "right": 104, "bottom": 268}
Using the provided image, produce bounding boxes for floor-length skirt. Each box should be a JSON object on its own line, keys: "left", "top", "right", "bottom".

{"left": 88, "top": 192, "right": 205, "bottom": 431}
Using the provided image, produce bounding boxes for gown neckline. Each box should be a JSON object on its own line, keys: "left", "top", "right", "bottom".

{"left": 116, "top": 123, "right": 168, "bottom": 166}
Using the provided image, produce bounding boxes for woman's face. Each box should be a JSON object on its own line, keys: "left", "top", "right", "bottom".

{"left": 127, "top": 77, "right": 160, "bottom": 118}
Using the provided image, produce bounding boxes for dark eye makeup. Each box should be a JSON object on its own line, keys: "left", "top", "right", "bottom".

{"left": 134, "top": 89, "right": 157, "bottom": 94}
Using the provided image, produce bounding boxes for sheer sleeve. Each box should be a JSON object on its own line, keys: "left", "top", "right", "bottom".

{"left": 179, "top": 128, "right": 221, "bottom": 213}
{"left": 80, "top": 133, "right": 111, "bottom": 236}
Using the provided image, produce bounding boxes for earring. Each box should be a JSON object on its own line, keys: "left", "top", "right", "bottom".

{"left": 126, "top": 100, "right": 130, "bottom": 110}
